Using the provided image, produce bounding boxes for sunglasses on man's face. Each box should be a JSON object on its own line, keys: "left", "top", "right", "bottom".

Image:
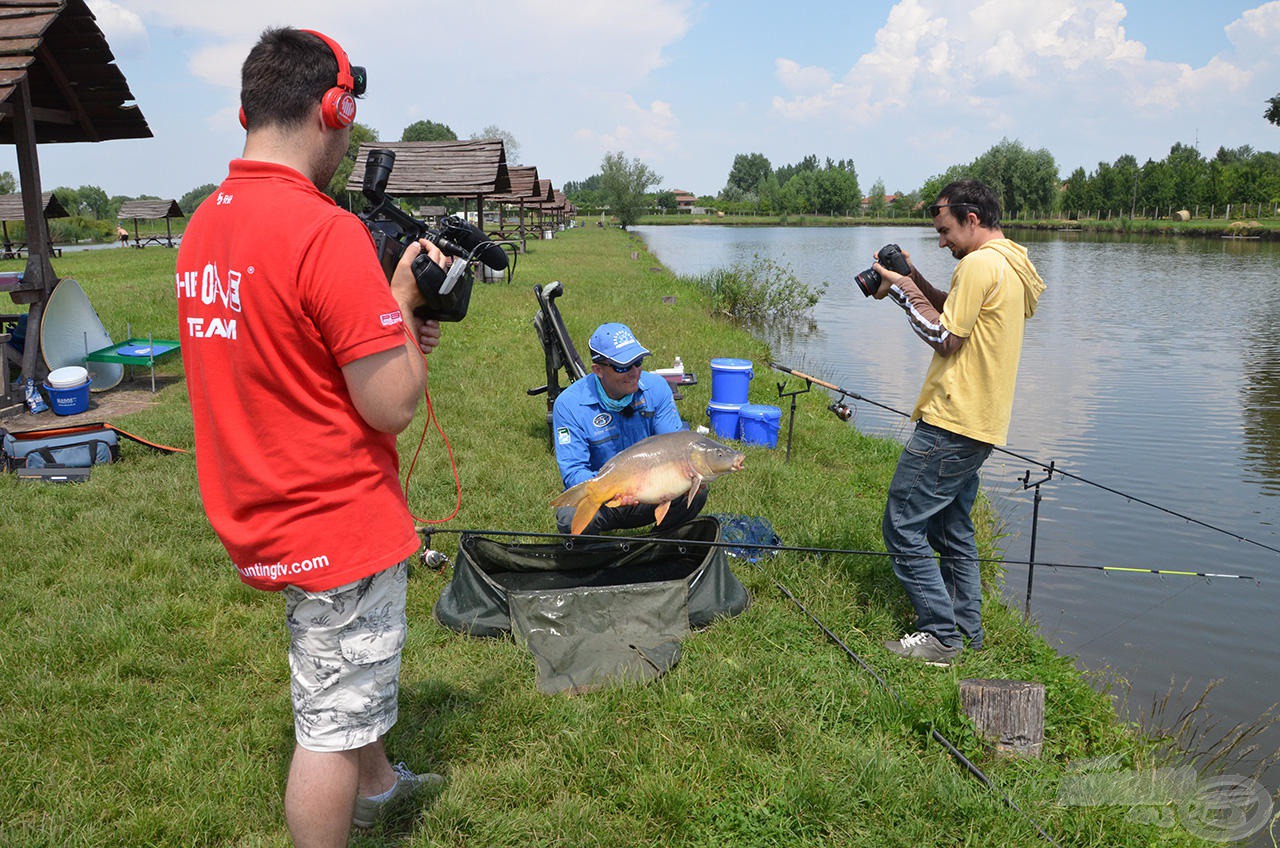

{"left": 928, "top": 202, "right": 978, "bottom": 218}
{"left": 604, "top": 361, "right": 643, "bottom": 374}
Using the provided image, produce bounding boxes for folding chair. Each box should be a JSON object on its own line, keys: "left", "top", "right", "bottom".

{"left": 527, "top": 281, "right": 588, "bottom": 450}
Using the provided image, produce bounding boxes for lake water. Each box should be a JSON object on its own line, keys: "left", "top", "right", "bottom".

{"left": 636, "top": 224, "right": 1280, "bottom": 798}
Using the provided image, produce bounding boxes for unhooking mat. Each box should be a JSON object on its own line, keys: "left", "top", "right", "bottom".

{"left": 434, "top": 517, "right": 750, "bottom": 694}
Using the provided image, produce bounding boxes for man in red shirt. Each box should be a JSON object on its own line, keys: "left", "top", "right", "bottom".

{"left": 176, "top": 27, "right": 446, "bottom": 846}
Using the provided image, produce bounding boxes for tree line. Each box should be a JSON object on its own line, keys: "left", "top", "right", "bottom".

{"left": 566, "top": 131, "right": 1280, "bottom": 224}
{"left": 0, "top": 119, "right": 522, "bottom": 243}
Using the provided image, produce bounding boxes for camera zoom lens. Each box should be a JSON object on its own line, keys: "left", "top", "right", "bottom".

{"left": 854, "top": 268, "right": 881, "bottom": 297}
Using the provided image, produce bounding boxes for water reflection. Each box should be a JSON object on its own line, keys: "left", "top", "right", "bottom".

{"left": 1242, "top": 288, "right": 1280, "bottom": 497}
{"left": 637, "top": 224, "right": 1280, "bottom": 797}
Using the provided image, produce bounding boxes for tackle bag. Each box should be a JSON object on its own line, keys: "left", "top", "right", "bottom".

{"left": 1, "top": 422, "right": 184, "bottom": 471}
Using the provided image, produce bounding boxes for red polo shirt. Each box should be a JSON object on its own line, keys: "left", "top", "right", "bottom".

{"left": 176, "top": 159, "right": 419, "bottom": 591}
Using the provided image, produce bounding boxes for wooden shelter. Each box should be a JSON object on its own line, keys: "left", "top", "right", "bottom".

{"left": 345, "top": 140, "right": 510, "bottom": 231}
{"left": 526, "top": 178, "right": 557, "bottom": 238}
{"left": 117, "top": 198, "right": 182, "bottom": 247}
{"left": 0, "top": 0, "right": 151, "bottom": 393}
{"left": 0, "top": 188, "right": 64, "bottom": 257}
{"left": 528, "top": 184, "right": 572, "bottom": 235}
{"left": 486, "top": 164, "right": 542, "bottom": 250}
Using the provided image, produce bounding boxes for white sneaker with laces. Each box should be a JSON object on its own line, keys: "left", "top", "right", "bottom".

{"left": 351, "top": 762, "right": 444, "bottom": 829}
{"left": 884, "top": 631, "right": 960, "bottom": 667}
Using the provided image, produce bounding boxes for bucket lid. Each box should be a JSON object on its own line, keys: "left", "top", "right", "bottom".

{"left": 706, "top": 401, "right": 743, "bottom": 412}
{"left": 43, "top": 375, "right": 92, "bottom": 391}
{"left": 47, "top": 365, "right": 89, "bottom": 387}
{"left": 739, "top": 403, "right": 781, "bottom": 420}
{"left": 710, "top": 358, "right": 754, "bottom": 371}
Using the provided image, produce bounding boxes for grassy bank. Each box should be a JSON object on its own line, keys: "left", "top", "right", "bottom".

{"left": 0, "top": 231, "right": 1220, "bottom": 846}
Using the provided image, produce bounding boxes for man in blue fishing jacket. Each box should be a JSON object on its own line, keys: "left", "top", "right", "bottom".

{"left": 552, "top": 322, "right": 702, "bottom": 535}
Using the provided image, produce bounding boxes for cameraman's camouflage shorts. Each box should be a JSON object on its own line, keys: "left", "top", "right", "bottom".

{"left": 282, "top": 560, "right": 409, "bottom": 752}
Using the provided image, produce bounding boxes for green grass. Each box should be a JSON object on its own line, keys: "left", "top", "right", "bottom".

{"left": 0, "top": 232, "right": 1230, "bottom": 846}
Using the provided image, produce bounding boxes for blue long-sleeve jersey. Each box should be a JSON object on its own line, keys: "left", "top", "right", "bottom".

{"left": 552, "top": 371, "right": 683, "bottom": 489}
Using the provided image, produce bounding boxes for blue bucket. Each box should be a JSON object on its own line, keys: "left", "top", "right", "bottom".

{"left": 738, "top": 403, "right": 782, "bottom": 448}
{"left": 707, "top": 401, "right": 742, "bottom": 440}
{"left": 43, "top": 377, "right": 92, "bottom": 416}
{"left": 709, "top": 358, "right": 753, "bottom": 405}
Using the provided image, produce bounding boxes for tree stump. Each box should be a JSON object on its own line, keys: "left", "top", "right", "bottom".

{"left": 959, "top": 678, "right": 1045, "bottom": 758}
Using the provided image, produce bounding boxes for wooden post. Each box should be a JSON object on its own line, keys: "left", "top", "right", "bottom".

{"left": 959, "top": 678, "right": 1045, "bottom": 758}
{"left": 12, "top": 76, "right": 59, "bottom": 384}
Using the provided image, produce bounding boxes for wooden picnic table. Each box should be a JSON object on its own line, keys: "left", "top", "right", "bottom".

{"left": 132, "top": 234, "right": 176, "bottom": 248}
{"left": 2, "top": 241, "right": 62, "bottom": 260}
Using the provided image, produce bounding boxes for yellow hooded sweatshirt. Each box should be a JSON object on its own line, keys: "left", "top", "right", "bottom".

{"left": 912, "top": 238, "right": 1045, "bottom": 445}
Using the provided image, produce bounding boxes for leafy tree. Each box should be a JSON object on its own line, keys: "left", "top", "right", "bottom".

{"left": 179, "top": 183, "right": 219, "bottom": 215}
{"left": 968, "top": 138, "right": 1058, "bottom": 217}
{"left": 866, "top": 178, "right": 887, "bottom": 217}
{"left": 598, "top": 151, "right": 660, "bottom": 229}
{"left": 775, "top": 154, "right": 819, "bottom": 186}
{"left": 326, "top": 121, "right": 379, "bottom": 205}
{"left": 469, "top": 124, "right": 520, "bottom": 165}
{"left": 918, "top": 164, "right": 970, "bottom": 211}
{"left": 0, "top": 170, "right": 15, "bottom": 194}
{"left": 564, "top": 174, "right": 605, "bottom": 208}
{"left": 1059, "top": 166, "right": 1093, "bottom": 217}
{"left": 1266, "top": 94, "right": 1280, "bottom": 127}
{"left": 757, "top": 174, "right": 784, "bottom": 214}
{"left": 654, "top": 190, "right": 676, "bottom": 213}
{"left": 401, "top": 119, "right": 456, "bottom": 142}
{"left": 812, "top": 165, "right": 858, "bottom": 215}
{"left": 52, "top": 186, "right": 79, "bottom": 216}
{"left": 77, "top": 185, "right": 110, "bottom": 219}
{"left": 722, "top": 152, "right": 771, "bottom": 199}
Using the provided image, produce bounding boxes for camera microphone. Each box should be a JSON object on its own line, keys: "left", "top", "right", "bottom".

{"left": 438, "top": 216, "right": 509, "bottom": 271}
{"left": 362, "top": 148, "right": 395, "bottom": 203}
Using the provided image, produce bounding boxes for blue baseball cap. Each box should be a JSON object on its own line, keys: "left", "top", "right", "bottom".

{"left": 588, "top": 322, "right": 651, "bottom": 367}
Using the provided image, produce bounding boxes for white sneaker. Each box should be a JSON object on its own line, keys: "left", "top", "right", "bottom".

{"left": 351, "top": 762, "right": 444, "bottom": 828}
{"left": 884, "top": 631, "right": 960, "bottom": 667}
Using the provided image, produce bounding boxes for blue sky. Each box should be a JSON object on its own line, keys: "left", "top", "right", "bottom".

{"left": 7, "top": 0, "right": 1280, "bottom": 202}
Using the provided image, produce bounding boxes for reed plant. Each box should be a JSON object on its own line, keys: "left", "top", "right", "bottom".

{"left": 0, "top": 232, "right": 1226, "bottom": 846}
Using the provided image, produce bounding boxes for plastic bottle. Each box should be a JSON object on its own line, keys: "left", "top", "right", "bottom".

{"left": 673, "top": 356, "right": 684, "bottom": 374}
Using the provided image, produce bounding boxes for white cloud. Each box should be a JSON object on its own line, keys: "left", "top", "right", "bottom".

{"left": 574, "top": 95, "right": 680, "bottom": 160}
{"left": 765, "top": 0, "right": 1280, "bottom": 187}
{"left": 775, "top": 58, "right": 833, "bottom": 94}
{"left": 86, "top": 0, "right": 149, "bottom": 55}
{"left": 109, "top": 0, "right": 693, "bottom": 92}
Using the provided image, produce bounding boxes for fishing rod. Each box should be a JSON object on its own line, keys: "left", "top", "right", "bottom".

{"left": 420, "top": 528, "right": 1257, "bottom": 582}
{"left": 770, "top": 362, "right": 1280, "bottom": 559}
{"left": 764, "top": 571, "right": 1064, "bottom": 848}
{"left": 422, "top": 524, "right": 1065, "bottom": 846}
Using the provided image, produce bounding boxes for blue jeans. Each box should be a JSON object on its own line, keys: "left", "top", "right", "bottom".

{"left": 882, "top": 421, "right": 993, "bottom": 650}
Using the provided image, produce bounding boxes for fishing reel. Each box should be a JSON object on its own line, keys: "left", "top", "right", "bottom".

{"left": 828, "top": 400, "right": 853, "bottom": 422}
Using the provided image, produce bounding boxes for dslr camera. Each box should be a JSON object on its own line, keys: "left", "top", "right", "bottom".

{"left": 853, "top": 243, "right": 910, "bottom": 297}
{"left": 357, "top": 148, "right": 510, "bottom": 321}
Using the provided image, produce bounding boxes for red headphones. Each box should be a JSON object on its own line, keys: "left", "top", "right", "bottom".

{"left": 239, "top": 28, "right": 358, "bottom": 130}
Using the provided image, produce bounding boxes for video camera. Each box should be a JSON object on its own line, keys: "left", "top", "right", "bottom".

{"left": 357, "top": 148, "right": 510, "bottom": 321}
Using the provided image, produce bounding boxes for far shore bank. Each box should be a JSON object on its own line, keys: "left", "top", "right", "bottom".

{"left": 627, "top": 213, "right": 1280, "bottom": 241}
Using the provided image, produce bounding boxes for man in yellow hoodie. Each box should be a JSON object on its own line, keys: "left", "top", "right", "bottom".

{"left": 870, "top": 179, "right": 1045, "bottom": 666}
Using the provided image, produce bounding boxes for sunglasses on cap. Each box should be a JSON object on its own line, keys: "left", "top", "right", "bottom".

{"left": 928, "top": 202, "right": 978, "bottom": 218}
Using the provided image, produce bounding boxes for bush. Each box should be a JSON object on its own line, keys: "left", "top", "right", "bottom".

{"left": 47, "top": 216, "right": 115, "bottom": 244}
{"left": 683, "top": 254, "right": 825, "bottom": 325}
